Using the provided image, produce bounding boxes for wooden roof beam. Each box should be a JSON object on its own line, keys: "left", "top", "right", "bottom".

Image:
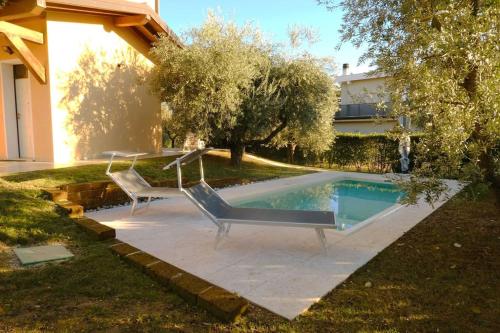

{"left": 135, "top": 25, "right": 157, "bottom": 43}
{"left": 0, "top": 0, "right": 46, "bottom": 21}
{"left": 4, "top": 33, "right": 46, "bottom": 83}
{"left": 114, "top": 14, "right": 151, "bottom": 27}
{"left": 0, "top": 21, "right": 44, "bottom": 44}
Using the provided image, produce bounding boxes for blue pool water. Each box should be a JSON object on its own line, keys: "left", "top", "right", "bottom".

{"left": 235, "top": 179, "right": 405, "bottom": 230}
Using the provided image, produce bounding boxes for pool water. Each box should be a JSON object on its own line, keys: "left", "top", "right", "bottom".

{"left": 235, "top": 179, "right": 405, "bottom": 230}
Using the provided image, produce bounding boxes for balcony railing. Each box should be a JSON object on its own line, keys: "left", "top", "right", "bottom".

{"left": 335, "top": 103, "right": 391, "bottom": 120}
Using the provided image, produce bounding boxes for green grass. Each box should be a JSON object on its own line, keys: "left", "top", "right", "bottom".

{"left": 0, "top": 180, "right": 219, "bottom": 332}
{"left": 1, "top": 152, "right": 309, "bottom": 188}
{"left": 1, "top": 153, "right": 499, "bottom": 332}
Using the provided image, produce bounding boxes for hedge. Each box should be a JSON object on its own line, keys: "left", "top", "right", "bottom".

{"left": 249, "top": 133, "right": 422, "bottom": 173}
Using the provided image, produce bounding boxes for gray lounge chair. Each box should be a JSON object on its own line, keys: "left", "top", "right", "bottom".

{"left": 104, "top": 151, "right": 183, "bottom": 214}
{"left": 164, "top": 149, "right": 336, "bottom": 252}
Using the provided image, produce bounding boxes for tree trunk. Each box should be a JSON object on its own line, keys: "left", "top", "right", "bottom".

{"left": 171, "top": 135, "right": 176, "bottom": 148}
{"left": 287, "top": 143, "right": 296, "bottom": 164}
{"left": 230, "top": 144, "right": 245, "bottom": 167}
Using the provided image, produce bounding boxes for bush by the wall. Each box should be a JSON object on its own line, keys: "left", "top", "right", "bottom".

{"left": 249, "top": 133, "right": 421, "bottom": 173}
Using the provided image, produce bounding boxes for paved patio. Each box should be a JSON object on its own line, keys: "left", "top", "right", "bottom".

{"left": 87, "top": 172, "right": 461, "bottom": 319}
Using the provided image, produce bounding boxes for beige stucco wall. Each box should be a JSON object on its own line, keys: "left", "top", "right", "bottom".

{"left": 0, "top": 16, "right": 53, "bottom": 161}
{"left": 340, "top": 77, "right": 389, "bottom": 105}
{"left": 46, "top": 12, "right": 162, "bottom": 163}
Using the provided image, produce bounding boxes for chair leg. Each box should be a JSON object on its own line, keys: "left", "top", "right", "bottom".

{"left": 225, "top": 223, "right": 232, "bottom": 236}
{"left": 130, "top": 199, "right": 138, "bottom": 215}
{"left": 315, "top": 228, "right": 328, "bottom": 254}
{"left": 214, "top": 225, "right": 226, "bottom": 249}
{"left": 146, "top": 197, "right": 152, "bottom": 209}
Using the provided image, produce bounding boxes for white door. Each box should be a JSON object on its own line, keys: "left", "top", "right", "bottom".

{"left": 1, "top": 63, "right": 19, "bottom": 159}
{"left": 14, "top": 65, "right": 34, "bottom": 160}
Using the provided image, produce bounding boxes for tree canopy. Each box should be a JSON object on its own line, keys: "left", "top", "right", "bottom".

{"left": 268, "top": 57, "right": 337, "bottom": 163}
{"left": 320, "top": 0, "right": 500, "bottom": 202}
{"left": 150, "top": 14, "right": 338, "bottom": 166}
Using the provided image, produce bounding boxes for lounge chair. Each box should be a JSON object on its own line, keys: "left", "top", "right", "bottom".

{"left": 103, "top": 151, "right": 183, "bottom": 214}
{"left": 164, "top": 149, "right": 336, "bottom": 252}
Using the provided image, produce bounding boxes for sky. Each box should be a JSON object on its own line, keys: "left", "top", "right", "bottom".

{"left": 159, "top": 0, "right": 372, "bottom": 75}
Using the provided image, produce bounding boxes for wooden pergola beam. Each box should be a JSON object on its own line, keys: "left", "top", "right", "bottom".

{"left": 1, "top": 20, "right": 47, "bottom": 84}
{"left": 4, "top": 33, "right": 46, "bottom": 84}
{"left": 114, "top": 14, "right": 151, "bottom": 27}
{"left": 0, "top": 21, "right": 44, "bottom": 44}
{"left": 136, "top": 25, "right": 157, "bottom": 43}
{"left": 0, "top": 20, "right": 46, "bottom": 83}
{"left": 0, "top": 0, "right": 46, "bottom": 21}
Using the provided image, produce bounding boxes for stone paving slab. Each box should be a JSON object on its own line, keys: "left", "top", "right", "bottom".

{"left": 87, "top": 172, "right": 462, "bottom": 319}
{"left": 14, "top": 244, "right": 74, "bottom": 266}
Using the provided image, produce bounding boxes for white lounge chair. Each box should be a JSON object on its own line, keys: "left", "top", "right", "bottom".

{"left": 103, "top": 151, "right": 183, "bottom": 214}
{"left": 164, "top": 149, "right": 336, "bottom": 252}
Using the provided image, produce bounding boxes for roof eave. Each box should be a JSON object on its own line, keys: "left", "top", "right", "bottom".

{"left": 1, "top": 0, "right": 183, "bottom": 47}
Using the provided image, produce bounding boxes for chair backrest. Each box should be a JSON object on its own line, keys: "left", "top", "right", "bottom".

{"left": 110, "top": 169, "right": 150, "bottom": 195}
{"left": 184, "top": 182, "right": 231, "bottom": 218}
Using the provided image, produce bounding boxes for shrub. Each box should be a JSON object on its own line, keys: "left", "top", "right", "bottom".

{"left": 249, "top": 133, "right": 422, "bottom": 173}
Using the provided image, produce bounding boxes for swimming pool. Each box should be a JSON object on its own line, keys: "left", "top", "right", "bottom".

{"left": 234, "top": 179, "right": 405, "bottom": 231}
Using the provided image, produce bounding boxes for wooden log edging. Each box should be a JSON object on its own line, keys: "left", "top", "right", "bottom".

{"left": 42, "top": 187, "right": 249, "bottom": 323}
{"left": 109, "top": 241, "right": 249, "bottom": 322}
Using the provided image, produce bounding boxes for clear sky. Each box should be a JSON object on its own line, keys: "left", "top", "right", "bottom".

{"left": 159, "top": 0, "right": 372, "bottom": 75}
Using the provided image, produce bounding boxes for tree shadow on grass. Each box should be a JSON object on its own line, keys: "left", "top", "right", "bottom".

{"left": 0, "top": 187, "right": 73, "bottom": 246}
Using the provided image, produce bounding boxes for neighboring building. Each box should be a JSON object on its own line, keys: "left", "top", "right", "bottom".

{"left": 0, "top": 0, "right": 180, "bottom": 163}
{"left": 334, "top": 64, "right": 398, "bottom": 134}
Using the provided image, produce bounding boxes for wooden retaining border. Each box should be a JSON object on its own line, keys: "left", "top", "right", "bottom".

{"left": 43, "top": 178, "right": 250, "bottom": 211}
{"left": 42, "top": 185, "right": 249, "bottom": 322}
{"left": 110, "top": 242, "right": 248, "bottom": 322}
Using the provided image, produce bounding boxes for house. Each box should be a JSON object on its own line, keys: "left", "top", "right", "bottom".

{"left": 334, "top": 63, "right": 401, "bottom": 134}
{"left": 0, "top": 0, "right": 180, "bottom": 163}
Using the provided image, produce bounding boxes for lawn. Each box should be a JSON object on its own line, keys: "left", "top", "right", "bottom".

{"left": 1, "top": 151, "right": 310, "bottom": 189}
{"left": 0, "top": 153, "right": 499, "bottom": 332}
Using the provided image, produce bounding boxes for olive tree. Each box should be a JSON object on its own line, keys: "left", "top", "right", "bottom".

{"left": 319, "top": 0, "right": 500, "bottom": 202}
{"left": 160, "top": 103, "right": 188, "bottom": 147}
{"left": 150, "top": 15, "right": 338, "bottom": 166}
{"left": 269, "top": 57, "right": 337, "bottom": 163}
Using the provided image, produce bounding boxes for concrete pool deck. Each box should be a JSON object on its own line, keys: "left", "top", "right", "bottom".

{"left": 87, "top": 172, "right": 462, "bottom": 319}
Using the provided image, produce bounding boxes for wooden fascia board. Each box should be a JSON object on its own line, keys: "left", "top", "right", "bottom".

{"left": 0, "top": 0, "right": 46, "bottom": 21}
{"left": 148, "top": 13, "right": 183, "bottom": 48}
{"left": 45, "top": 0, "right": 150, "bottom": 16}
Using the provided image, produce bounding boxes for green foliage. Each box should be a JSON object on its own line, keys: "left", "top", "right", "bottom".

{"left": 269, "top": 57, "right": 337, "bottom": 159}
{"left": 326, "top": 133, "right": 401, "bottom": 172}
{"left": 150, "top": 14, "right": 271, "bottom": 142}
{"left": 253, "top": 133, "right": 422, "bottom": 173}
{"left": 320, "top": 0, "right": 500, "bottom": 203}
{"left": 160, "top": 103, "right": 187, "bottom": 147}
{"left": 150, "top": 14, "right": 337, "bottom": 166}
